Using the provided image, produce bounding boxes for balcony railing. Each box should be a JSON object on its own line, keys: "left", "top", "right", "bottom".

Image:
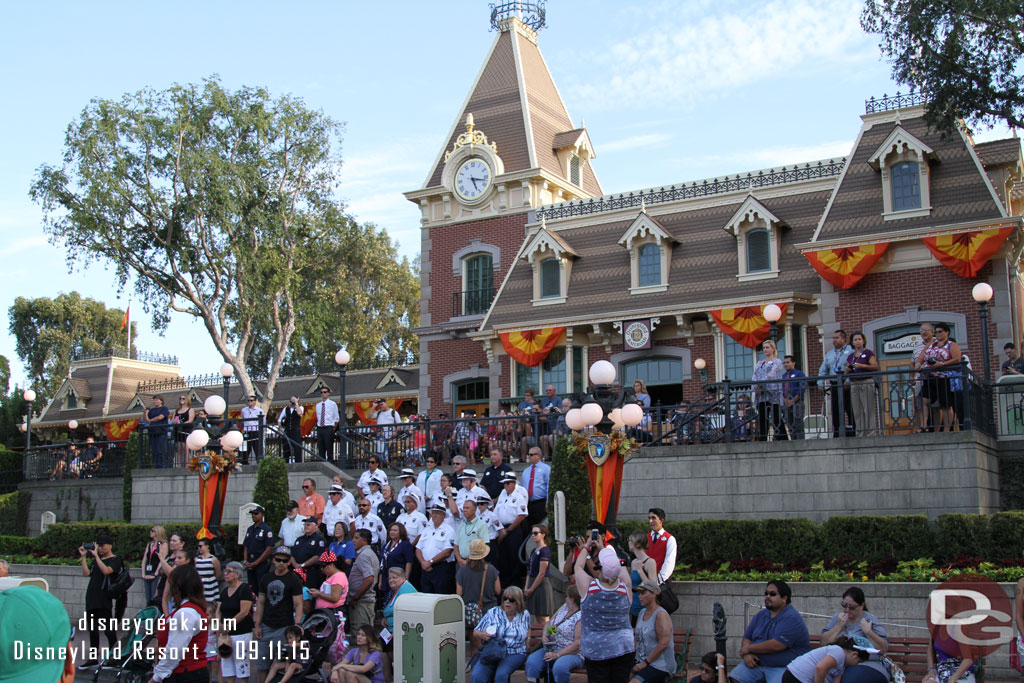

{"left": 452, "top": 288, "right": 495, "bottom": 318}
{"left": 864, "top": 90, "right": 929, "bottom": 114}
{"left": 73, "top": 348, "right": 179, "bottom": 365}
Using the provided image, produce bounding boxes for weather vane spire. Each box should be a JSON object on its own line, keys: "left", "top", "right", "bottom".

{"left": 490, "top": 1, "right": 547, "bottom": 32}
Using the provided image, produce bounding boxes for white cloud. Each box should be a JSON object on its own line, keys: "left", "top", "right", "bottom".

{"left": 600, "top": 133, "right": 673, "bottom": 153}
{"left": 564, "top": 0, "right": 872, "bottom": 110}
{"left": 0, "top": 234, "right": 49, "bottom": 256}
{"left": 713, "top": 140, "right": 854, "bottom": 168}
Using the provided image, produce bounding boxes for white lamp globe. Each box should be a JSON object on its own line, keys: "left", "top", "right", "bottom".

{"left": 694, "top": 358, "right": 707, "bottom": 370}
{"left": 763, "top": 303, "right": 782, "bottom": 322}
{"left": 23, "top": 389, "right": 36, "bottom": 402}
{"left": 565, "top": 408, "right": 585, "bottom": 431}
{"left": 220, "top": 363, "right": 234, "bottom": 378}
{"left": 220, "top": 430, "right": 244, "bottom": 451}
{"left": 621, "top": 403, "right": 644, "bottom": 427}
{"left": 18, "top": 423, "right": 26, "bottom": 433}
{"left": 589, "top": 360, "right": 616, "bottom": 386}
{"left": 204, "top": 395, "right": 227, "bottom": 417}
{"left": 972, "top": 282, "right": 994, "bottom": 303}
{"left": 610, "top": 408, "right": 624, "bottom": 430}
{"left": 580, "top": 402, "right": 604, "bottom": 427}
{"left": 67, "top": 420, "right": 78, "bottom": 430}
{"left": 335, "top": 348, "right": 351, "bottom": 366}
{"left": 186, "top": 429, "right": 210, "bottom": 451}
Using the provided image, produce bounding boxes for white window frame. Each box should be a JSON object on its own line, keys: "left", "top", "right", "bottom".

{"left": 867, "top": 125, "right": 935, "bottom": 221}
{"left": 521, "top": 226, "right": 577, "bottom": 306}
{"left": 724, "top": 195, "right": 782, "bottom": 282}
{"left": 618, "top": 210, "right": 675, "bottom": 294}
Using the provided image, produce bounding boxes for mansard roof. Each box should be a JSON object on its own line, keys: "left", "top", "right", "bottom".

{"left": 973, "top": 137, "right": 1022, "bottom": 169}
{"left": 420, "top": 19, "right": 602, "bottom": 197}
{"left": 813, "top": 113, "right": 1006, "bottom": 242}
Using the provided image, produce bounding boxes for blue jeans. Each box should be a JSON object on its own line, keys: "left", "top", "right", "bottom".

{"left": 730, "top": 662, "right": 787, "bottom": 683}
{"left": 149, "top": 432, "right": 167, "bottom": 468}
{"left": 525, "top": 649, "right": 584, "bottom": 683}
{"left": 143, "top": 578, "right": 158, "bottom": 604}
{"left": 471, "top": 652, "right": 528, "bottom": 683}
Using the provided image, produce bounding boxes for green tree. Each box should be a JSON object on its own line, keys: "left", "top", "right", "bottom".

{"left": 862, "top": 0, "right": 1024, "bottom": 134}
{"left": 548, "top": 436, "right": 593, "bottom": 538}
{"left": 0, "top": 355, "right": 9, "bottom": 396}
{"left": 252, "top": 456, "right": 290, "bottom": 530}
{"left": 0, "top": 391, "right": 29, "bottom": 450}
{"left": 30, "top": 77, "right": 416, "bottom": 407}
{"left": 8, "top": 293, "right": 134, "bottom": 403}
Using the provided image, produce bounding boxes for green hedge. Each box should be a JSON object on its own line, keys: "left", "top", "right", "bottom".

{"left": 0, "top": 534, "right": 36, "bottom": 555}
{"left": 549, "top": 437, "right": 591, "bottom": 537}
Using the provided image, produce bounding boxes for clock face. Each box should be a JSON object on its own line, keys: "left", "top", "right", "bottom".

{"left": 454, "top": 158, "right": 492, "bottom": 202}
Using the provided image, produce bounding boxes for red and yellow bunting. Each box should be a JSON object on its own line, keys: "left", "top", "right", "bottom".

{"left": 710, "top": 303, "right": 789, "bottom": 349}
{"left": 499, "top": 327, "right": 566, "bottom": 367}
{"left": 353, "top": 398, "right": 405, "bottom": 426}
{"left": 104, "top": 419, "right": 138, "bottom": 442}
{"left": 300, "top": 405, "right": 318, "bottom": 436}
{"left": 804, "top": 243, "right": 889, "bottom": 289}
{"left": 923, "top": 227, "right": 1013, "bottom": 279}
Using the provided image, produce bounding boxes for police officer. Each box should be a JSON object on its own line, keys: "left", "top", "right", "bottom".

{"left": 291, "top": 516, "right": 327, "bottom": 589}
{"left": 494, "top": 472, "right": 528, "bottom": 588}
{"left": 414, "top": 503, "right": 456, "bottom": 593}
{"left": 242, "top": 505, "right": 275, "bottom": 593}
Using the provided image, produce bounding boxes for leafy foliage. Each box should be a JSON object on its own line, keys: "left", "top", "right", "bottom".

{"left": 121, "top": 431, "right": 141, "bottom": 522}
{"left": 862, "top": 0, "right": 1024, "bottom": 133}
{"left": 548, "top": 436, "right": 592, "bottom": 537}
{"left": 30, "top": 76, "right": 417, "bottom": 408}
{"left": 253, "top": 456, "right": 290, "bottom": 530}
{"left": 0, "top": 355, "right": 9, "bottom": 396}
{"left": 8, "top": 293, "right": 134, "bottom": 403}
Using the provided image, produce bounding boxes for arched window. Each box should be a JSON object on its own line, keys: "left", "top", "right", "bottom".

{"left": 540, "top": 258, "right": 561, "bottom": 298}
{"left": 638, "top": 244, "right": 661, "bottom": 287}
{"left": 746, "top": 228, "right": 771, "bottom": 273}
{"left": 463, "top": 253, "right": 493, "bottom": 315}
{"left": 891, "top": 162, "right": 921, "bottom": 211}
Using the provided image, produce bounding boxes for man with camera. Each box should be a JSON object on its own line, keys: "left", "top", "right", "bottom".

{"left": 78, "top": 534, "right": 123, "bottom": 668}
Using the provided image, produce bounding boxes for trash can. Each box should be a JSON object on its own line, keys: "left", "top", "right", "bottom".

{"left": 393, "top": 592, "right": 465, "bottom": 683}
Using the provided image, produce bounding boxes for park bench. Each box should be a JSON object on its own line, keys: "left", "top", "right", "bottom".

{"left": 524, "top": 623, "right": 693, "bottom": 678}
{"left": 809, "top": 634, "right": 984, "bottom": 683}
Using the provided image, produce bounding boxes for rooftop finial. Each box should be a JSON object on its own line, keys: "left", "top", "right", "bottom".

{"left": 490, "top": 1, "right": 547, "bottom": 32}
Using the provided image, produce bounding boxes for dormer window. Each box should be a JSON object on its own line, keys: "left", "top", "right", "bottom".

{"left": 724, "top": 195, "right": 783, "bottom": 282}
{"left": 540, "top": 258, "right": 561, "bottom": 298}
{"left": 521, "top": 222, "right": 578, "bottom": 306}
{"left": 66, "top": 393, "right": 78, "bottom": 410}
{"left": 868, "top": 125, "right": 936, "bottom": 220}
{"left": 570, "top": 154, "right": 581, "bottom": 186}
{"left": 618, "top": 208, "right": 677, "bottom": 294}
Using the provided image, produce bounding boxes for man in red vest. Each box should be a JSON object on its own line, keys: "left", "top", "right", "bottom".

{"left": 647, "top": 508, "right": 677, "bottom": 583}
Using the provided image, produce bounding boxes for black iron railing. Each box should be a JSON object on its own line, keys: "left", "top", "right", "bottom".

{"left": 865, "top": 90, "right": 929, "bottom": 114}
{"left": 22, "top": 440, "right": 128, "bottom": 481}
{"left": 490, "top": 0, "right": 546, "bottom": 31}
{"left": 73, "top": 348, "right": 179, "bottom": 365}
{"left": 452, "top": 288, "right": 495, "bottom": 318}
{"left": 535, "top": 160, "right": 846, "bottom": 221}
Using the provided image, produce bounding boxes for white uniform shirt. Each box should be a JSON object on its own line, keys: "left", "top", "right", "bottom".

{"left": 278, "top": 515, "right": 304, "bottom": 547}
{"left": 323, "top": 499, "right": 354, "bottom": 535}
{"left": 399, "top": 483, "right": 426, "bottom": 513}
{"left": 477, "top": 508, "right": 503, "bottom": 540}
{"left": 337, "top": 489, "right": 359, "bottom": 518}
{"left": 357, "top": 469, "right": 389, "bottom": 498}
{"left": 495, "top": 487, "right": 529, "bottom": 526}
{"left": 415, "top": 521, "right": 455, "bottom": 563}
{"left": 364, "top": 490, "right": 385, "bottom": 512}
{"left": 354, "top": 512, "right": 386, "bottom": 545}
{"left": 430, "top": 492, "right": 458, "bottom": 531}
{"left": 396, "top": 510, "right": 428, "bottom": 543}
{"left": 455, "top": 484, "right": 482, "bottom": 517}
{"left": 417, "top": 468, "right": 443, "bottom": 503}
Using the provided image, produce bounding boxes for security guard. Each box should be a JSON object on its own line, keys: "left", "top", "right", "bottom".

{"left": 242, "top": 505, "right": 275, "bottom": 594}
{"left": 414, "top": 503, "right": 456, "bottom": 593}
{"left": 494, "top": 473, "right": 528, "bottom": 588}
{"left": 292, "top": 516, "right": 327, "bottom": 589}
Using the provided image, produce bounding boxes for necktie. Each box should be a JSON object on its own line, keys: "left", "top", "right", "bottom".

{"left": 528, "top": 466, "right": 535, "bottom": 498}
{"left": 319, "top": 401, "right": 326, "bottom": 427}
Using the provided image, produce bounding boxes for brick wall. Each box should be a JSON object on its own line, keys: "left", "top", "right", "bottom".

{"left": 425, "top": 337, "right": 491, "bottom": 417}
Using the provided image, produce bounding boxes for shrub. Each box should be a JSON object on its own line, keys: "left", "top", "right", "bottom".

{"left": 0, "top": 533, "right": 36, "bottom": 555}
{"left": 34, "top": 521, "right": 242, "bottom": 563}
{"left": 15, "top": 490, "right": 29, "bottom": 536}
{"left": 0, "top": 491, "right": 19, "bottom": 535}
{"left": 0, "top": 446, "right": 23, "bottom": 495}
{"left": 989, "top": 511, "right": 1024, "bottom": 558}
{"left": 820, "top": 515, "right": 934, "bottom": 563}
{"left": 936, "top": 514, "right": 991, "bottom": 560}
{"left": 548, "top": 436, "right": 592, "bottom": 537}
{"left": 122, "top": 431, "right": 140, "bottom": 522}
{"left": 253, "top": 456, "right": 290, "bottom": 531}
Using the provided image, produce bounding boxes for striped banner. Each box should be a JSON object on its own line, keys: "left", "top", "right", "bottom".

{"left": 804, "top": 242, "right": 889, "bottom": 289}
{"left": 499, "top": 327, "right": 566, "bottom": 367}
{"left": 710, "top": 303, "right": 789, "bottom": 349}
{"left": 104, "top": 418, "right": 139, "bottom": 441}
{"left": 923, "top": 227, "right": 1013, "bottom": 278}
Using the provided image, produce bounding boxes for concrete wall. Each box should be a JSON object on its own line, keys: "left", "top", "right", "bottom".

{"left": 619, "top": 431, "right": 1001, "bottom": 521}
{"left": 11, "top": 566, "right": 1015, "bottom": 679}
{"left": 20, "top": 478, "right": 124, "bottom": 536}
{"left": 130, "top": 461, "right": 348, "bottom": 525}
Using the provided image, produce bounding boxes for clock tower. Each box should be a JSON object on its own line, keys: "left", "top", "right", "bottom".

{"left": 405, "top": 2, "right": 601, "bottom": 417}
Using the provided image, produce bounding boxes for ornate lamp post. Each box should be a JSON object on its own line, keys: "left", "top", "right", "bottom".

{"left": 219, "top": 363, "right": 234, "bottom": 407}
{"left": 22, "top": 389, "right": 35, "bottom": 452}
{"left": 764, "top": 304, "right": 782, "bottom": 343}
{"left": 694, "top": 357, "right": 708, "bottom": 383}
{"left": 972, "top": 283, "right": 994, "bottom": 383}
{"left": 67, "top": 419, "right": 78, "bottom": 445}
{"left": 335, "top": 348, "right": 350, "bottom": 462}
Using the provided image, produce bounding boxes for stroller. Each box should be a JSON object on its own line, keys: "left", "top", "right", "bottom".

{"left": 267, "top": 609, "right": 342, "bottom": 683}
{"left": 93, "top": 605, "right": 162, "bottom": 683}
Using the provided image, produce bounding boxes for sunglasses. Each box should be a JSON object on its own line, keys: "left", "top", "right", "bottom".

{"left": 530, "top": 531, "right": 541, "bottom": 536}
{"left": 841, "top": 602, "right": 860, "bottom": 610}
{"left": 302, "top": 485, "right": 311, "bottom": 489}
{"left": 503, "top": 597, "right": 516, "bottom": 603}
{"left": 764, "top": 591, "right": 779, "bottom": 597}
{"left": 273, "top": 557, "right": 289, "bottom": 563}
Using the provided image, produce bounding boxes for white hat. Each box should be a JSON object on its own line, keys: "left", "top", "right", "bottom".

{"left": 459, "top": 469, "right": 479, "bottom": 481}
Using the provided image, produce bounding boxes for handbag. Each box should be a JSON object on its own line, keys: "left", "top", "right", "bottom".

{"left": 479, "top": 634, "right": 507, "bottom": 666}
{"left": 657, "top": 581, "right": 679, "bottom": 614}
{"left": 102, "top": 563, "right": 134, "bottom": 597}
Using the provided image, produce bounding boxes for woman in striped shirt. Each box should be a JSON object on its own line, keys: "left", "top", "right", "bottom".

{"left": 471, "top": 586, "right": 531, "bottom": 683}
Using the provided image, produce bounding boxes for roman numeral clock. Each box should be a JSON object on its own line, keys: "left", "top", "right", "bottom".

{"left": 442, "top": 113, "right": 504, "bottom": 208}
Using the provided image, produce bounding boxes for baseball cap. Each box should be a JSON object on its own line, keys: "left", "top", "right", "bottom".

{"left": 273, "top": 546, "right": 292, "bottom": 557}
{"left": 96, "top": 534, "right": 114, "bottom": 545}
{"left": 375, "top": 397, "right": 386, "bottom": 403}
{"left": 286, "top": 500, "right": 299, "bottom": 510}
{"left": 638, "top": 579, "right": 661, "bottom": 595}
{"left": 0, "top": 586, "right": 71, "bottom": 683}
{"left": 249, "top": 505, "right": 265, "bottom": 515}
{"left": 302, "top": 516, "right": 318, "bottom": 524}
{"left": 459, "top": 469, "right": 478, "bottom": 480}
{"left": 598, "top": 547, "right": 620, "bottom": 580}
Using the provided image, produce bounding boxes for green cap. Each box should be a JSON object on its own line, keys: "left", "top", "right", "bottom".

{"left": 0, "top": 586, "right": 72, "bottom": 683}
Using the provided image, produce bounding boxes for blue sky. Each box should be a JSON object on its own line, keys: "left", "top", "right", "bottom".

{"left": 0, "top": 0, "right": 1012, "bottom": 387}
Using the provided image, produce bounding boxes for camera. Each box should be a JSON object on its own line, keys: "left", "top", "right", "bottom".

{"left": 590, "top": 530, "right": 599, "bottom": 541}
{"left": 83, "top": 542, "right": 95, "bottom": 551}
